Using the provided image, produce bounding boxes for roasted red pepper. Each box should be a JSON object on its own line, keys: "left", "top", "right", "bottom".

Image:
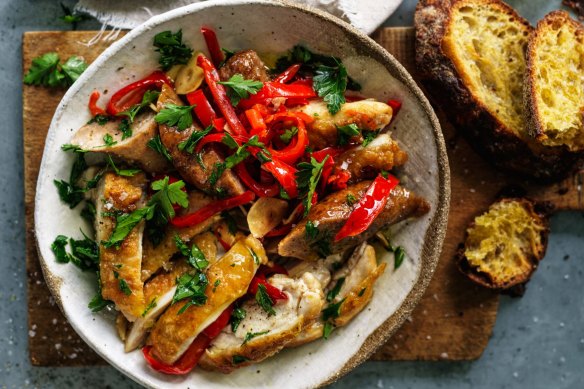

{"left": 197, "top": 55, "right": 247, "bottom": 136}
{"left": 201, "top": 27, "right": 224, "bottom": 67}
{"left": 106, "top": 71, "right": 171, "bottom": 116}
{"left": 334, "top": 174, "right": 400, "bottom": 242}
{"left": 238, "top": 82, "right": 316, "bottom": 109}
{"left": 387, "top": 99, "right": 402, "bottom": 117}
{"left": 234, "top": 164, "right": 279, "bottom": 198}
{"left": 248, "top": 273, "right": 288, "bottom": 301}
{"left": 142, "top": 335, "right": 211, "bottom": 375}
{"left": 171, "top": 191, "right": 255, "bottom": 228}
{"left": 186, "top": 89, "right": 217, "bottom": 127}
{"left": 202, "top": 305, "right": 234, "bottom": 338}
{"left": 245, "top": 108, "right": 267, "bottom": 137}
{"left": 274, "top": 64, "right": 301, "bottom": 83}
{"left": 265, "top": 112, "right": 309, "bottom": 165}
{"left": 261, "top": 157, "right": 298, "bottom": 198}
{"left": 327, "top": 169, "right": 351, "bottom": 191}
{"left": 88, "top": 91, "right": 107, "bottom": 117}
{"left": 264, "top": 223, "right": 293, "bottom": 237}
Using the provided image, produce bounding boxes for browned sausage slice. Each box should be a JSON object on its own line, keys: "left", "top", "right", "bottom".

{"left": 277, "top": 181, "right": 430, "bottom": 260}
{"left": 219, "top": 50, "right": 270, "bottom": 82}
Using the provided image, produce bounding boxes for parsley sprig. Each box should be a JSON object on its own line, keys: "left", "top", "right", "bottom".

{"left": 313, "top": 61, "right": 348, "bottom": 115}
{"left": 51, "top": 230, "right": 99, "bottom": 271}
{"left": 153, "top": 30, "right": 193, "bottom": 71}
{"left": 255, "top": 284, "right": 276, "bottom": 316}
{"left": 218, "top": 74, "right": 263, "bottom": 106}
{"left": 174, "top": 235, "right": 209, "bottom": 270}
{"left": 173, "top": 272, "right": 209, "bottom": 314}
{"left": 147, "top": 135, "right": 173, "bottom": 162}
{"left": 118, "top": 90, "right": 160, "bottom": 123}
{"left": 155, "top": 104, "right": 195, "bottom": 131}
{"left": 24, "top": 53, "right": 88, "bottom": 88}
{"left": 178, "top": 125, "right": 213, "bottom": 154}
{"left": 296, "top": 155, "right": 329, "bottom": 216}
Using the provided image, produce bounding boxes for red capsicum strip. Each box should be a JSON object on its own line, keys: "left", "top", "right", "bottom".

{"left": 197, "top": 54, "right": 247, "bottom": 136}
{"left": 248, "top": 273, "right": 288, "bottom": 301}
{"left": 88, "top": 91, "right": 107, "bottom": 116}
{"left": 387, "top": 99, "right": 402, "bottom": 117}
{"left": 186, "top": 89, "right": 217, "bottom": 127}
{"left": 260, "top": 157, "right": 299, "bottom": 198}
{"left": 245, "top": 108, "right": 267, "bottom": 137}
{"left": 201, "top": 27, "right": 224, "bottom": 67}
{"left": 274, "top": 64, "right": 301, "bottom": 83}
{"left": 142, "top": 335, "right": 210, "bottom": 375}
{"left": 171, "top": 191, "right": 256, "bottom": 228}
{"left": 265, "top": 113, "right": 309, "bottom": 165}
{"left": 238, "top": 82, "right": 316, "bottom": 109}
{"left": 234, "top": 164, "right": 279, "bottom": 198}
{"left": 334, "top": 174, "right": 400, "bottom": 242}
{"left": 106, "top": 71, "right": 172, "bottom": 116}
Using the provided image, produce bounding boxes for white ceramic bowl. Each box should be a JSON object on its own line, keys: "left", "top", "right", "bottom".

{"left": 34, "top": 1, "right": 449, "bottom": 388}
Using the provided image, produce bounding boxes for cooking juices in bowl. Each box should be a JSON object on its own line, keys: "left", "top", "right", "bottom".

{"left": 50, "top": 27, "right": 430, "bottom": 376}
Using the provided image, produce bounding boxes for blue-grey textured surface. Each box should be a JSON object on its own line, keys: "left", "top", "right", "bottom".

{"left": 1, "top": 0, "right": 582, "bottom": 388}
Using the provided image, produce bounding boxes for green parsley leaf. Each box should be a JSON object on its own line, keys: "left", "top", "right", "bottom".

{"left": 61, "top": 56, "right": 88, "bottom": 84}
{"left": 248, "top": 248, "right": 260, "bottom": 265}
{"left": 322, "top": 298, "right": 346, "bottom": 322}
{"left": 174, "top": 235, "right": 209, "bottom": 270}
{"left": 336, "top": 123, "right": 360, "bottom": 146}
{"left": 106, "top": 155, "right": 141, "bottom": 177}
{"left": 358, "top": 287, "right": 367, "bottom": 297}
{"left": 296, "top": 156, "right": 329, "bottom": 216}
{"left": 326, "top": 277, "right": 345, "bottom": 302}
{"left": 173, "top": 272, "right": 209, "bottom": 314}
{"left": 150, "top": 176, "right": 189, "bottom": 219}
{"left": 218, "top": 74, "right": 263, "bottom": 106}
{"left": 255, "top": 284, "right": 276, "bottom": 316}
{"left": 242, "top": 330, "right": 270, "bottom": 345}
{"left": 279, "top": 186, "right": 290, "bottom": 200}
{"left": 113, "top": 270, "right": 132, "bottom": 296}
{"left": 59, "top": 3, "right": 87, "bottom": 28}
{"left": 142, "top": 298, "right": 158, "bottom": 317}
{"left": 118, "top": 90, "right": 160, "bottom": 123}
{"left": 210, "top": 135, "right": 269, "bottom": 186}
{"left": 87, "top": 114, "right": 111, "bottom": 126}
{"left": 394, "top": 246, "right": 406, "bottom": 269}
{"left": 147, "top": 135, "right": 173, "bottom": 162}
{"left": 305, "top": 221, "right": 319, "bottom": 240}
{"left": 362, "top": 130, "right": 379, "bottom": 147}
{"left": 232, "top": 355, "right": 250, "bottom": 364}
{"left": 103, "top": 133, "right": 117, "bottom": 147}
{"left": 313, "top": 61, "right": 348, "bottom": 115}
{"left": 221, "top": 132, "right": 239, "bottom": 149}
{"left": 24, "top": 52, "right": 61, "bottom": 86}
{"left": 118, "top": 119, "right": 132, "bottom": 140}
{"left": 54, "top": 180, "right": 84, "bottom": 209}
{"left": 178, "top": 125, "right": 213, "bottom": 154}
{"left": 346, "top": 194, "right": 357, "bottom": 206}
{"left": 279, "top": 126, "right": 298, "bottom": 144}
{"left": 68, "top": 231, "right": 100, "bottom": 271}
{"left": 323, "top": 321, "right": 335, "bottom": 340}
{"left": 88, "top": 293, "right": 112, "bottom": 312}
{"left": 155, "top": 104, "right": 195, "bottom": 131}
{"left": 51, "top": 235, "right": 70, "bottom": 263}
{"left": 153, "top": 30, "right": 193, "bottom": 71}
{"left": 61, "top": 144, "right": 87, "bottom": 153}
{"left": 231, "top": 307, "right": 246, "bottom": 333}
{"left": 102, "top": 206, "right": 153, "bottom": 248}
{"left": 81, "top": 201, "right": 96, "bottom": 224}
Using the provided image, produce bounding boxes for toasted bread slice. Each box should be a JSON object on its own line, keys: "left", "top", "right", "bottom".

{"left": 415, "top": 0, "right": 577, "bottom": 179}
{"left": 525, "top": 11, "right": 584, "bottom": 151}
{"left": 457, "top": 198, "right": 549, "bottom": 290}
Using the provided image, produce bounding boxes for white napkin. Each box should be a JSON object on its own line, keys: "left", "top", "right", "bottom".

{"left": 75, "top": 0, "right": 403, "bottom": 35}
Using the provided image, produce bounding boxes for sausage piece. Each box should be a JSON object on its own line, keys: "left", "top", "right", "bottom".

{"left": 219, "top": 50, "right": 270, "bottom": 82}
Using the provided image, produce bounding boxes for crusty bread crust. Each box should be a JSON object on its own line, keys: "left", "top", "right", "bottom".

{"left": 415, "top": 0, "right": 578, "bottom": 180}
{"left": 525, "top": 10, "right": 584, "bottom": 151}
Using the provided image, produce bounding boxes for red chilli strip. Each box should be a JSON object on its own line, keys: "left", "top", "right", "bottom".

{"left": 201, "top": 27, "right": 224, "bottom": 67}
{"left": 88, "top": 91, "right": 107, "bottom": 116}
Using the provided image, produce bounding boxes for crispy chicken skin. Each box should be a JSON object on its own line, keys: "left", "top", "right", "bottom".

{"left": 294, "top": 100, "right": 393, "bottom": 149}
{"left": 335, "top": 133, "right": 408, "bottom": 183}
{"left": 199, "top": 272, "right": 324, "bottom": 373}
{"left": 219, "top": 50, "right": 270, "bottom": 82}
{"left": 147, "top": 235, "right": 267, "bottom": 364}
{"left": 141, "top": 191, "right": 221, "bottom": 281}
{"left": 288, "top": 243, "right": 386, "bottom": 347}
{"left": 71, "top": 112, "right": 172, "bottom": 173}
{"left": 278, "top": 182, "right": 430, "bottom": 260}
{"left": 157, "top": 84, "right": 245, "bottom": 196}
{"left": 95, "top": 172, "right": 148, "bottom": 321}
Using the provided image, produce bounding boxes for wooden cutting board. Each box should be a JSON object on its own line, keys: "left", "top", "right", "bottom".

{"left": 23, "top": 28, "right": 584, "bottom": 367}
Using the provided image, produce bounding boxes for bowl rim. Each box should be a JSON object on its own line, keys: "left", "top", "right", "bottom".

{"left": 34, "top": 0, "right": 450, "bottom": 387}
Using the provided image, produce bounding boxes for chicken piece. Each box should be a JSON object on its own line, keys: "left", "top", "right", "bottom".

{"left": 147, "top": 235, "right": 267, "bottom": 364}
{"left": 71, "top": 112, "right": 171, "bottom": 173}
{"left": 294, "top": 100, "right": 393, "bottom": 149}
{"left": 287, "top": 243, "right": 386, "bottom": 347}
{"left": 157, "top": 84, "right": 245, "bottom": 196}
{"left": 94, "top": 172, "right": 148, "bottom": 321}
{"left": 141, "top": 191, "right": 221, "bottom": 281}
{"left": 219, "top": 50, "right": 270, "bottom": 82}
{"left": 335, "top": 133, "right": 408, "bottom": 183}
{"left": 124, "top": 260, "right": 191, "bottom": 351}
{"left": 278, "top": 181, "right": 430, "bottom": 260}
{"left": 199, "top": 272, "right": 325, "bottom": 373}
{"left": 286, "top": 254, "right": 343, "bottom": 289}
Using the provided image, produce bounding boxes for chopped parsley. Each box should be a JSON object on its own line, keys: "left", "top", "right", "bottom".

{"left": 313, "top": 61, "right": 348, "bottom": 115}
{"left": 155, "top": 104, "right": 195, "bottom": 131}
{"left": 231, "top": 307, "right": 246, "bottom": 333}
{"left": 118, "top": 119, "right": 132, "bottom": 140}
{"left": 296, "top": 156, "right": 329, "bottom": 216}
{"left": 103, "top": 133, "right": 117, "bottom": 147}
{"left": 358, "top": 287, "right": 367, "bottom": 297}
{"left": 326, "top": 278, "right": 345, "bottom": 302}
{"left": 81, "top": 201, "right": 96, "bottom": 224}
{"left": 88, "top": 292, "right": 112, "bottom": 312}
{"left": 232, "top": 355, "right": 250, "bottom": 364}
{"left": 322, "top": 321, "right": 335, "bottom": 340}
{"left": 174, "top": 235, "right": 209, "bottom": 270}
{"left": 113, "top": 271, "right": 132, "bottom": 296}
{"left": 51, "top": 231, "right": 99, "bottom": 272}
{"left": 218, "top": 74, "right": 263, "bottom": 106}
{"left": 305, "top": 221, "right": 318, "bottom": 239}
{"left": 255, "top": 284, "right": 276, "bottom": 316}
{"left": 346, "top": 194, "right": 357, "bottom": 206}
{"left": 147, "top": 135, "right": 173, "bottom": 162}
{"left": 177, "top": 125, "right": 213, "bottom": 154}
{"left": 54, "top": 146, "right": 100, "bottom": 208}
{"left": 248, "top": 248, "right": 261, "bottom": 265}
{"left": 153, "top": 30, "right": 193, "bottom": 71}
{"left": 210, "top": 135, "right": 270, "bottom": 186}
{"left": 118, "top": 90, "right": 160, "bottom": 123}
{"left": 142, "top": 298, "right": 158, "bottom": 317}
{"left": 173, "top": 272, "right": 209, "bottom": 314}
{"left": 87, "top": 115, "right": 111, "bottom": 125}
{"left": 279, "top": 126, "right": 298, "bottom": 144}
{"left": 242, "top": 330, "right": 270, "bottom": 345}
{"left": 336, "top": 123, "right": 360, "bottom": 146}
{"left": 24, "top": 52, "right": 88, "bottom": 88}
{"left": 105, "top": 155, "right": 141, "bottom": 177}
{"left": 59, "top": 3, "right": 88, "bottom": 28}
{"left": 362, "top": 130, "right": 380, "bottom": 147}
{"left": 394, "top": 246, "right": 406, "bottom": 269}
{"left": 322, "top": 298, "right": 346, "bottom": 322}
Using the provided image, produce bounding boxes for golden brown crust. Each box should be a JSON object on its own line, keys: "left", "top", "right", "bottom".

{"left": 457, "top": 198, "right": 550, "bottom": 290}
{"left": 525, "top": 10, "right": 584, "bottom": 150}
{"left": 415, "top": 0, "right": 578, "bottom": 180}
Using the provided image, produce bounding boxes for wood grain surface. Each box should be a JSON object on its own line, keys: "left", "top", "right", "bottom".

{"left": 23, "top": 28, "right": 583, "bottom": 367}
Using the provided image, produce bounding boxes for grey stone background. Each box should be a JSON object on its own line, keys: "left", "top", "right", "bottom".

{"left": 0, "top": 0, "right": 582, "bottom": 388}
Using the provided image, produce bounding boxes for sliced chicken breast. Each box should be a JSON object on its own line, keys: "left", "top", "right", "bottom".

{"left": 335, "top": 133, "right": 408, "bottom": 183}
{"left": 94, "top": 172, "right": 148, "bottom": 321}
{"left": 199, "top": 272, "right": 324, "bottom": 373}
{"left": 294, "top": 99, "right": 393, "bottom": 149}
{"left": 147, "top": 235, "right": 267, "bottom": 365}
{"left": 288, "top": 243, "right": 386, "bottom": 347}
{"left": 278, "top": 181, "right": 430, "bottom": 260}
{"left": 157, "top": 84, "right": 245, "bottom": 196}
{"left": 71, "top": 112, "right": 171, "bottom": 173}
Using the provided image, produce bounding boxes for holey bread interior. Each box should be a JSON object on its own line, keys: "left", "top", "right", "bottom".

{"left": 415, "top": 0, "right": 579, "bottom": 180}
{"left": 525, "top": 11, "right": 584, "bottom": 152}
